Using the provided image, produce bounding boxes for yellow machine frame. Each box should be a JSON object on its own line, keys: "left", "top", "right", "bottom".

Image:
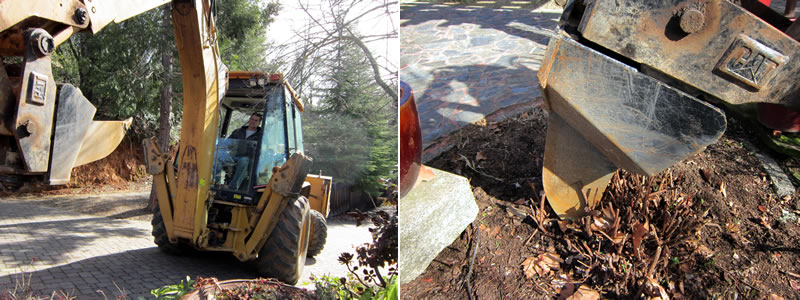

{"left": 4, "top": 1, "right": 330, "bottom": 283}
{"left": 142, "top": 2, "right": 330, "bottom": 262}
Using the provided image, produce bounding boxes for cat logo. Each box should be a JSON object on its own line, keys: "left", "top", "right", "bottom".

{"left": 716, "top": 35, "right": 787, "bottom": 90}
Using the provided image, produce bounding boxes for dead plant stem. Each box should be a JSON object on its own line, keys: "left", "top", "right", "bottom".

{"left": 647, "top": 245, "right": 662, "bottom": 278}
{"left": 735, "top": 277, "right": 762, "bottom": 294}
{"left": 780, "top": 270, "right": 800, "bottom": 279}
{"left": 466, "top": 229, "right": 481, "bottom": 300}
{"left": 524, "top": 228, "right": 539, "bottom": 246}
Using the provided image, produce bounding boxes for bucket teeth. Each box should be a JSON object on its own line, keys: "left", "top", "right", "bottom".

{"left": 543, "top": 112, "right": 616, "bottom": 219}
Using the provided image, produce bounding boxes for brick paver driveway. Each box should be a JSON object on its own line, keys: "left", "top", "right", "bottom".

{"left": 0, "top": 194, "right": 373, "bottom": 298}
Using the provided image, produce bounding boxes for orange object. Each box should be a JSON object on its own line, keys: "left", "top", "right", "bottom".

{"left": 399, "top": 81, "right": 422, "bottom": 198}
{"left": 416, "top": 165, "right": 436, "bottom": 184}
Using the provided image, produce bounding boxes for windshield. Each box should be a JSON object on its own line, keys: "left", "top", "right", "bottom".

{"left": 211, "top": 84, "right": 286, "bottom": 194}
{"left": 212, "top": 137, "right": 258, "bottom": 192}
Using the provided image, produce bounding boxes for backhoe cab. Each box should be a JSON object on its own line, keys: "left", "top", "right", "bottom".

{"left": 211, "top": 72, "right": 305, "bottom": 202}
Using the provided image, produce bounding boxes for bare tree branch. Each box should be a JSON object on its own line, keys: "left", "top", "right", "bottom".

{"left": 343, "top": 28, "right": 396, "bottom": 100}
{"left": 284, "top": 0, "right": 398, "bottom": 102}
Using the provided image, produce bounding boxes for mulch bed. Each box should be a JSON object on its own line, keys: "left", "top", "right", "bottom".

{"left": 404, "top": 105, "right": 800, "bottom": 299}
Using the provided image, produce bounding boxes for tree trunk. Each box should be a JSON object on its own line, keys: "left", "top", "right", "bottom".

{"left": 157, "top": 54, "right": 173, "bottom": 153}
{"left": 149, "top": 8, "right": 174, "bottom": 211}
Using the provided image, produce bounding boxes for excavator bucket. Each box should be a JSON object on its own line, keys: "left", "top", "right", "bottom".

{"left": 542, "top": 113, "right": 616, "bottom": 218}
{"left": 539, "top": 35, "right": 726, "bottom": 218}
{"left": 0, "top": 0, "right": 159, "bottom": 185}
{"left": 74, "top": 119, "right": 132, "bottom": 167}
{"left": 539, "top": 0, "right": 800, "bottom": 218}
{"left": 47, "top": 84, "right": 131, "bottom": 184}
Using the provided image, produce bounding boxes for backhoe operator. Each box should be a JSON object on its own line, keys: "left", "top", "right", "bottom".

{"left": 227, "top": 112, "right": 262, "bottom": 189}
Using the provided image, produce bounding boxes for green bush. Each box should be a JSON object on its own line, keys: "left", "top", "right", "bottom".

{"left": 312, "top": 274, "right": 397, "bottom": 300}
{"left": 150, "top": 276, "right": 195, "bottom": 300}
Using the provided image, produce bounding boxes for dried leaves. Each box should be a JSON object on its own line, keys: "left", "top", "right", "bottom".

{"left": 475, "top": 151, "right": 486, "bottom": 162}
{"left": 531, "top": 192, "right": 554, "bottom": 235}
{"left": 522, "top": 252, "right": 563, "bottom": 278}
{"left": 700, "top": 168, "right": 715, "bottom": 184}
{"left": 701, "top": 168, "right": 728, "bottom": 198}
{"left": 527, "top": 169, "right": 710, "bottom": 296}
{"left": 790, "top": 279, "right": 800, "bottom": 292}
{"left": 726, "top": 222, "right": 740, "bottom": 234}
{"left": 694, "top": 244, "right": 714, "bottom": 258}
{"left": 643, "top": 277, "right": 670, "bottom": 300}
{"left": 559, "top": 284, "right": 601, "bottom": 300}
{"left": 588, "top": 203, "right": 625, "bottom": 244}
{"left": 753, "top": 216, "right": 773, "bottom": 230}
{"left": 633, "top": 220, "right": 649, "bottom": 259}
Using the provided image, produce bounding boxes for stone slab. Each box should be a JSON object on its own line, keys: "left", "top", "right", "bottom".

{"left": 399, "top": 167, "right": 477, "bottom": 284}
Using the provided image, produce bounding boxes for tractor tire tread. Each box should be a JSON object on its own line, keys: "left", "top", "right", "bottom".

{"left": 306, "top": 209, "right": 327, "bottom": 257}
{"left": 151, "top": 203, "right": 185, "bottom": 255}
{"left": 255, "top": 195, "right": 310, "bottom": 285}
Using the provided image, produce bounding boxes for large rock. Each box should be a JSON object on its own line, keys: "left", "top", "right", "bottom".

{"left": 399, "top": 167, "right": 478, "bottom": 284}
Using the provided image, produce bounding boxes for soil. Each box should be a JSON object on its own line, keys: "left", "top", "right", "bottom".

{"left": 69, "top": 136, "right": 149, "bottom": 188}
{"left": 404, "top": 105, "right": 800, "bottom": 299}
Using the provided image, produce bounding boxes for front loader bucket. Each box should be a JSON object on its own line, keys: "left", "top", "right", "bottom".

{"left": 74, "top": 119, "right": 132, "bottom": 167}
{"left": 538, "top": 35, "right": 726, "bottom": 219}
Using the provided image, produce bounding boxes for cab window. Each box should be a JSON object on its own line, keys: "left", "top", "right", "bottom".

{"left": 255, "top": 86, "right": 288, "bottom": 184}
{"left": 285, "top": 85, "right": 297, "bottom": 154}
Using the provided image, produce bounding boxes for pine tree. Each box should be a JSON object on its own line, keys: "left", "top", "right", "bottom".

{"left": 304, "top": 34, "right": 397, "bottom": 194}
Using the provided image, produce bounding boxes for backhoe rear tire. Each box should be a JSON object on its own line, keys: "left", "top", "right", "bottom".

{"left": 151, "top": 202, "right": 186, "bottom": 255}
{"left": 255, "top": 195, "right": 311, "bottom": 285}
{"left": 306, "top": 209, "right": 327, "bottom": 257}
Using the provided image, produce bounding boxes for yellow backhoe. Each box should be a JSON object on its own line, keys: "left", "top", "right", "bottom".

{"left": 1, "top": 0, "right": 331, "bottom": 285}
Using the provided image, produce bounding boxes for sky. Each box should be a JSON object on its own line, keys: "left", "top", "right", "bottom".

{"left": 266, "top": 0, "right": 399, "bottom": 79}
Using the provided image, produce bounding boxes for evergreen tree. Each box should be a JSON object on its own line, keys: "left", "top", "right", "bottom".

{"left": 303, "top": 112, "right": 371, "bottom": 184}
{"left": 304, "top": 34, "right": 397, "bottom": 195}
{"left": 216, "top": 0, "right": 281, "bottom": 71}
